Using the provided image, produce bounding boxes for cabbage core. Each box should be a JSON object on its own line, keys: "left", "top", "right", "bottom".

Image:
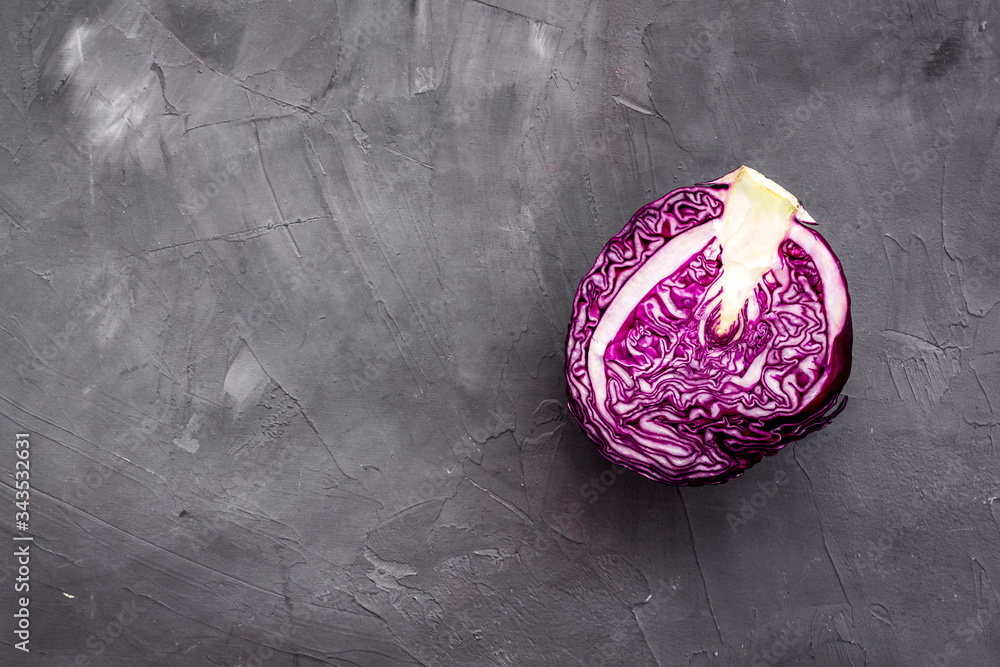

{"left": 715, "top": 166, "right": 804, "bottom": 334}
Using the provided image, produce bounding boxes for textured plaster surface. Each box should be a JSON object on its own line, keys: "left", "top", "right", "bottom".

{"left": 0, "top": 0, "right": 998, "bottom": 665}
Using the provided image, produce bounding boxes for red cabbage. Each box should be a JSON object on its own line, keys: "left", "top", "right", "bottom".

{"left": 565, "top": 166, "right": 852, "bottom": 485}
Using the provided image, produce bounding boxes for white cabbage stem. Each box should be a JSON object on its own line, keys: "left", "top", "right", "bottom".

{"left": 711, "top": 166, "right": 812, "bottom": 335}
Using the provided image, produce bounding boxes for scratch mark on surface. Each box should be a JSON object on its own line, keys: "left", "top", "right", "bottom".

{"left": 345, "top": 376, "right": 398, "bottom": 471}
{"left": 612, "top": 95, "right": 656, "bottom": 116}
{"left": 375, "top": 300, "right": 431, "bottom": 388}
{"left": 142, "top": 7, "right": 316, "bottom": 114}
{"left": 383, "top": 146, "right": 433, "bottom": 170}
{"left": 794, "top": 452, "right": 852, "bottom": 607}
{"left": 182, "top": 115, "right": 295, "bottom": 135}
{"left": 885, "top": 352, "right": 907, "bottom": 402}
{"left": 0, "top": 390, "right": 165, "bottom": 483}
{"left": 304, "top": 136, "right": 443, "bottom": 388}
{"left": 0, "top": 196, "right": 28, "bottom": 234}
{"left": 678, "top": 488, "right": 723, "bottom": 644}
{"left": 467, "top": 477, "right": 533, "bottom": 525}
{"left": 883, "top": 329, "right": 961, "bottom": 407}
{"left": 305, "top": 135, "right": 327, "bottom": 175}
{"left": 465, "top": 0, "right": 562, "bottom": 28}
{"left": 25, "top": 266, "right": 56, "bottom": 291}
{"left": 253, "top": 120, "right": 301, "bottom": 257}
{"left": 869, "top": 603, "right": 893, "bottom": 626}
{"left": 344, "top": 108, "right": 371, "bottom": 153}
{"left": 126, "top": 589, "right": 363, "bottom": 665}
{"left": 971, "top": 365, "right": 996, "bottom": 414}
{"left": 39, "top": 486, "right": 290, "bottom": 598}
{"left": 144, "top": 217, "right": 323, "bottom": 255}
{"left": 940, "top": 148, "right": 955, "bottom": 261}
{"left": 883, "top": 329, "right": 951, "bottom": 351}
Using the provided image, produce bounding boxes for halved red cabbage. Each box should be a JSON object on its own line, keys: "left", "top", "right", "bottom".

{"left": 566, "top": 166, "right": 852, "bottom": 485}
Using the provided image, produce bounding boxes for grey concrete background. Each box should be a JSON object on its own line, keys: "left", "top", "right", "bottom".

{"left": 0, "top": 0, "right": 998, "bottom": 665}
